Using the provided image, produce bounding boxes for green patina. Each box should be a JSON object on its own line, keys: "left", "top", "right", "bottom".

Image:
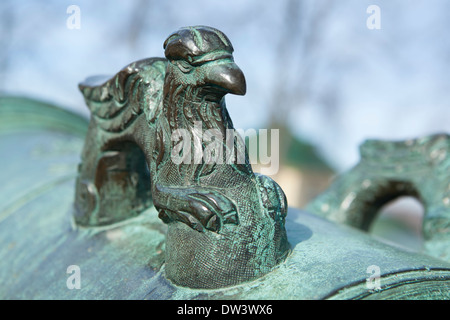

{"left": 1, "top": 93, "right": 450, "bottom": 300}
{"left": 1, "top": 26, "right": 450, "bottom": 299}
{"left": 307, "top": 134, "right": 450, "bottom": 262}
{"left": 73, "top": 26, "right": 289, "bottom": 289}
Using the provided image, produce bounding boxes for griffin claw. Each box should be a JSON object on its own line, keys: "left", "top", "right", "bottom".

{"left": 187, "top": 192, "right": 238, "bottom": 232}
{"left": 156, "top": 192, "right": 238, "bottom": 233}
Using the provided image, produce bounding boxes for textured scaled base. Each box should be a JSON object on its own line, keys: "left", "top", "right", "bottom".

{"left": 163, "top": 173, "right": 289, "bottom": 289}
{"left": 164, "top": 222, "right": 259, "bottom": 289}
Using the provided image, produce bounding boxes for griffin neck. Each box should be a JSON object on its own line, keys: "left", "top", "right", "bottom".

{"left": 162, "top": 69, "right": 235, "bottom": 144}
{"left": 158, "top": 66, "right": 251, "bottom": 181}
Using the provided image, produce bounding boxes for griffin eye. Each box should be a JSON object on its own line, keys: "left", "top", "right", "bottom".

{"left": 177, "top": 60, "right": 193, "bottom": 73}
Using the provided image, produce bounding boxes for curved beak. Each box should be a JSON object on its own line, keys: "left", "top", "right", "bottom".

{"left": 206, "top": 62, "right": 246, "bottom": 96}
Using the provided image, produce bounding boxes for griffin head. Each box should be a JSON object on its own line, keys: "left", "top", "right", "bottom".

{"left": 163, "top": 26, "right": 246, "bottom": 100}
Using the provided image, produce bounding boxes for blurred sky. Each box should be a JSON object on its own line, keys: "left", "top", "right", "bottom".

{"left": 1, "top": 0, "right": 450, "bottom": 172}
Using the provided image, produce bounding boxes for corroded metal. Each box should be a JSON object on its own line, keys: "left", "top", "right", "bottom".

{"left": 74, "top": 26, "right": 289, "bottom": 289}
{"left": 2, "top": 27, "right": 450, "bottom": 299}
{"left": 307, "top": 133, "right": 450, "bottom": 261}
{"left": 1, "top": 97, "right": 450, "bottom": 299}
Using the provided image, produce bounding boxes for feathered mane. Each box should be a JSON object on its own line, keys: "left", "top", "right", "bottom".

{"left": 159, "top": 63, "right": 252, "bottom": 181}
{"left": 163, "top": 64, "right": 233, "bottom": 135}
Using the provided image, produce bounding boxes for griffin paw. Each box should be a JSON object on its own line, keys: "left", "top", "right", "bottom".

{"left": 186, "top": 192, "right": 238, "bottom": 232}
{"left": 154, "top": 185, "right": 239, "bottom": 232}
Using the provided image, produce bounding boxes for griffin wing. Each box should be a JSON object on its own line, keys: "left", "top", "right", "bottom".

{"left": 79, "top": 57, "right": 167, "bottom": 133}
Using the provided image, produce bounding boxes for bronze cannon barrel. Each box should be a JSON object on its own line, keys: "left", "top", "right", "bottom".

{"left": 0, "top": 96, "right": 449, "bottom": 299}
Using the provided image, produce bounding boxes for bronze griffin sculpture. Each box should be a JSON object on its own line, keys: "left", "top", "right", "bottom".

{"left": 74, "top": 26, "right": 290, "bottom": 289}
{"left": 2, "top": 26, "right": 450, "bottom": 300}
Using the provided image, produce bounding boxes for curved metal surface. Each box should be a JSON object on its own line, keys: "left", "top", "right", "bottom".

{"left": 1, "top": 97, "right": 450, "bottom": 299}
{"left": 0, "top": 98, "right": 450, "bottom": 299}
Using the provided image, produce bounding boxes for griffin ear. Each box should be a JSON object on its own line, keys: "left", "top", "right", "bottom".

{"left": 164, "top": 36, "right": 193, "bottom": 62}
{"left": 163, "top": 34, "right": 179, "bottom": 50}
{"left": 163, "top": 35, "right": 177, "bottom": 61}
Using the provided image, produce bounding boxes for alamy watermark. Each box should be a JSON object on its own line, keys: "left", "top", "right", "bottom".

{"left": 66, "top": 5, "right": 81, "bottom": 30}
{"left": 366, "top": 265, "right": 381, "bottom": 290}
{"left": 366, "top": 5, "right": 381, "bottom": 30}
{"left": 170, "top": 122, "right": 279, "bottom": 175}
{"left": 66, "top": 265, "right": 81, "bottom": 289}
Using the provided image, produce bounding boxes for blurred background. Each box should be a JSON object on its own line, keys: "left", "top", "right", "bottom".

{"left": 1, "top": 0, "right": 449, "bottom": 249}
